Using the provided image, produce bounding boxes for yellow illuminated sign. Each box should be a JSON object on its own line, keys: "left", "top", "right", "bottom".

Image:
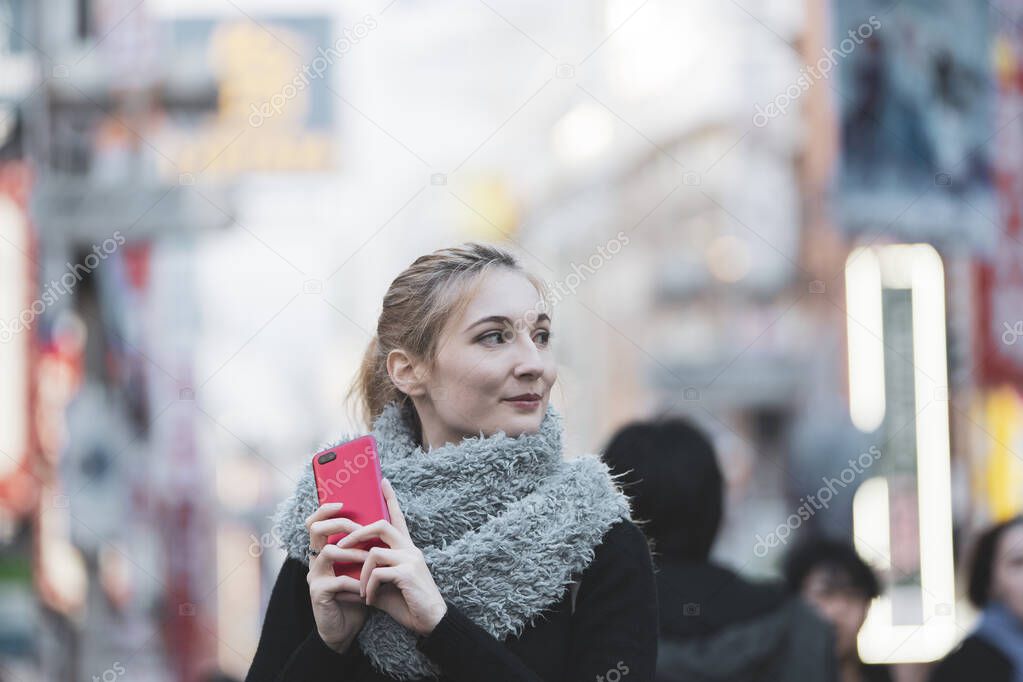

{"left": 160, "top": 20, "right": 333, "bottom": 178}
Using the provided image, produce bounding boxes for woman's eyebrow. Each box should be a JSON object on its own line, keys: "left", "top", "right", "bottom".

{"left": 465, "top": 313, "right": 551, "bottom": 331}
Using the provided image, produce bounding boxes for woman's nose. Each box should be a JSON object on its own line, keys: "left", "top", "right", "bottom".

{"left": 513, "top": 333, "right": 545, "bottom": 376}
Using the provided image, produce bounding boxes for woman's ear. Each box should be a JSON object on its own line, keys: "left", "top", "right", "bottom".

{"left": 386, "top": 348, "right": 427, "bottom": 398}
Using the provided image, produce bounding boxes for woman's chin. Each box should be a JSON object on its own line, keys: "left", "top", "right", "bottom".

{"left": 496, "top": 406, "right": 544, "bottom": 435}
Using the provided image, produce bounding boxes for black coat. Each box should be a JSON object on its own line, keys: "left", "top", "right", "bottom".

{"left": 929, "top": 635, "right": 1014, "bottom": 682}
{"left": 244, "top": 518, "right": 658, "bottom": 681}
{"left": 652, "top": 560, "right": 842, "bottom": 682}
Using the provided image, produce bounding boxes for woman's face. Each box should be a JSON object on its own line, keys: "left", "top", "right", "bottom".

{"left": 991, "top": 523, "right": 1023, "bottom": 620}
{"left": 395, "top": 268, "right": 557, "bottom": 450}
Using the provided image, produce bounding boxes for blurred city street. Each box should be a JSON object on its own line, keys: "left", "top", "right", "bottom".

{"left": 0, "top": 0, "right": 1021, "bottom": 680}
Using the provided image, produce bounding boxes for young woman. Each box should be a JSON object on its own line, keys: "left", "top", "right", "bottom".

{"left": 930, "top": 516, "right": 1023, "bottom": 682}
{"left": 244, "top": 242, "right": 658, "bottom": 681}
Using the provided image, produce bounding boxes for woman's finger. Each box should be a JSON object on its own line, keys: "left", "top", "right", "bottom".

{"left": 305, "top": 502, "right": 344, "bottom": 530}
{"left": 381, "top": 478, "right": 411, "bottom": 537}
{"left": 309, "top": 517, "right": 362, "bottom": 548}
{"left": 309, "top": 545, "right": 370, "bottom": 579}
{"left": 337, "top": 519, "right": 408, "bottom": 551}
{"left": 304, "top": 502, "right": 344, "bottom": 550}
{"left": 312, "top": 573, "right": 363, "bottom": 600}
{"left": 364, "top": 566, "right": 406, "bottom": 606}
{"left": 358, "top": 547, "right": 407, "bottom": 598}
{"left": 335, "top": 590, "right": 365, "bottom": 604}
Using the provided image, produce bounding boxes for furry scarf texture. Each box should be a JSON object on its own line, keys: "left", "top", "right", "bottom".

{"left": 271, "top": 400, "right": 633, "bottom": 680}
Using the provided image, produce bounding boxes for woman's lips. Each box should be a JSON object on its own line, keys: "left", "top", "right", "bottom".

{"left": 504, "top": 396, "right": 542, "bottom": 410}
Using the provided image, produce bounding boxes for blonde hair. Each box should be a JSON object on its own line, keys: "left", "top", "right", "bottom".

{"left": 346, "top": 242, "right": 547, "bottom": 443}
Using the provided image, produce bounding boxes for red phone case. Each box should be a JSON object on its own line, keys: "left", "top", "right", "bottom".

{"left": 311, "top": 435, "right": 391, "bottom": 579}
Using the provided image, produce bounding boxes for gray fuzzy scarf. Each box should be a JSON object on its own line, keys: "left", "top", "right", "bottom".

{"left": 271, "top": 400, "right": 632, "bottom": 680}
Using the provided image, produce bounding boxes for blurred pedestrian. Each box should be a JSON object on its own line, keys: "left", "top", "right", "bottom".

{"left": 783, "top": 537, "right": 892, "bottom": 682}
{"left": 603, "top": 417, "right": 835, "bottom": 682}
{"left": 245, "top": 242, "right": 658, "bottom": 681}
{"left": 930, "top": 515, "right": 1023, "bottom": 682}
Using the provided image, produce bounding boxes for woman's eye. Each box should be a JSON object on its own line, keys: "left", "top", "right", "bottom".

{"left": 480, "top": 330, "right": 506, "bottom": 344}
{"left": 479, "top": 329, "right": 551, "bottom": 345}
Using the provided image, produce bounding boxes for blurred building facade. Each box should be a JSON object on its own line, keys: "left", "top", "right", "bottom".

{"left": 0, "top": 0, "right": 1019, "bottom": 680}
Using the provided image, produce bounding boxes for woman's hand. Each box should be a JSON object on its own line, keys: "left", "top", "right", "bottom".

{"left": 305, "top": 502, "right": 370, "bottom": 653}
{"left": 337, "top": 478, "right": 449, "bottom": 636}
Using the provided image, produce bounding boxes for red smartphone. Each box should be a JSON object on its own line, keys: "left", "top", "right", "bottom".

{"left": 311, "top": 435, "right": 391, "bottom": 579}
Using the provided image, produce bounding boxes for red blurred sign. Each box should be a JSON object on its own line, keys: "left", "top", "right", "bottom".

{"left": 123, "top": 242, "right": 152, "bottom": 291}
{"left": 976, "top": 5, "right": 1023, "bottom": 388}
{"left": 0, "top": 161, "right": 37, "bottom": 515}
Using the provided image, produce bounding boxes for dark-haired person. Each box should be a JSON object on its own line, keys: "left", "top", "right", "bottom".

{"left": 783, "top": 538, "right": 892, "bottom": 682}
{"left": 930, "top": 516, "right": 1023, "bottom": 682}
{"left": 603, "top": 418, "right": 835, "bottom": 682}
